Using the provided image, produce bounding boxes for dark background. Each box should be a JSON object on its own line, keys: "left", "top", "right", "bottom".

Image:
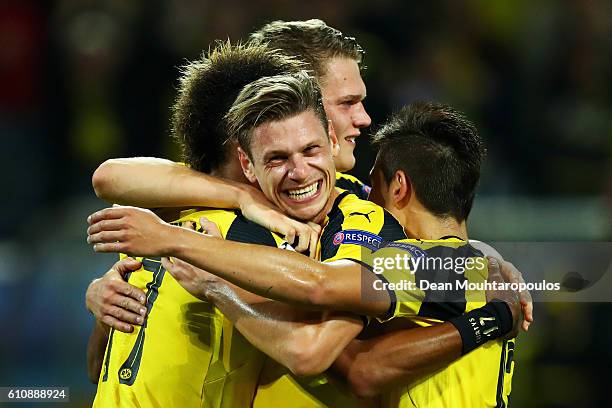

{"left": 0, "top": 0, "right": 610, "bottom": 406}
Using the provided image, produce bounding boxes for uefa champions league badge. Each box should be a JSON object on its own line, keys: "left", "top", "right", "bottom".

{"left": 333, "top": 231, "right": 345, "bottom": 245}
{"left": 332, "top": 230, "right": 383, "bottom": 251}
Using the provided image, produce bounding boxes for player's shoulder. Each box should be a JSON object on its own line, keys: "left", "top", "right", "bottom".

{"left": 390, "top": 237, "right": 485, "bottom": 258}
{"left": 326, "top": 191, "right": 406, "bottom": 241}
{"left": 174, "top": 208, "right": 281, "bottom": 247}
{"left": 174, "top": 208, "right": 237, "bottom": 235}
{"left": 226, "top": 212, "right": 282, "bottom": 247}
{"left": 335, "top": 171, "right": 363, "bottom": 184}
{"left": 335, "top": 172, "right": 371, "bottom": 199}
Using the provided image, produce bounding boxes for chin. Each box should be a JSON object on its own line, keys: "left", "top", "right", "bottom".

{"left": 288, "top": 202, "right": 326, "bottom": 222}
{"left": 337, "top": 156, "right": 356, "bottom": 173}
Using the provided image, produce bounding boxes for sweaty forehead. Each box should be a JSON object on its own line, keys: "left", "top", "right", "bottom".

{"left": 320, "top": 57, "right": 366, "bottom": 99}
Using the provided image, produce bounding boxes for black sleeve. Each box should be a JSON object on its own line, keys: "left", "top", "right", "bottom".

{"left": 225, "top": 213, "right": 277, "bottom": 247}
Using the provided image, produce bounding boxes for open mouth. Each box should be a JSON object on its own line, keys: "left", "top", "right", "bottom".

{"left": 284, "top": 180, "right": 322, "bottom": 203}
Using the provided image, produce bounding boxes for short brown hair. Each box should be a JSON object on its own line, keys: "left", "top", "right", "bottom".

{"left": 372, "top": 102, "right": 486, "bottom": 222}
{"left": 226, "top": 71, "right": 327, "bottom": 158}
{"left": 172, "top": 41, "right": 303, "bottom": 173}
{"left": 249, "top": 19, "right": 364, "bottom": 80}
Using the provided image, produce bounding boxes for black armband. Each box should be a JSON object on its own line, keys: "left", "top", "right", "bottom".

{"left": 448, "top": 300, "right": 513, "bottom": 355}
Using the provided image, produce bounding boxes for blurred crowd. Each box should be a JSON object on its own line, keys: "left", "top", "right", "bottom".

{"left": 0, "top": 0, "right": 610, "bottom": 406}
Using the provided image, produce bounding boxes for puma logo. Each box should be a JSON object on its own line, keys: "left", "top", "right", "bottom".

{"left": 349, "top": 210, "right": 375, "bottom": 222}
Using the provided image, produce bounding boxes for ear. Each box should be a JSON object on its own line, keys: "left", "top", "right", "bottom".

{"left": 237, "top": 147, "right": 258, "bottom": 184}
{"left": 389, "top": 170, "right": 411, "bottom": 206}
{"left": 328, "top": 120, "right": 340, "bottom": 157}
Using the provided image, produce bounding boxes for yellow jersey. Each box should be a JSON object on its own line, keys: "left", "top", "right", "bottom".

{"left": 335, "top": 172, "right": 371, "bottom": 200}
{"left": 93, "top": 209, "right": 287, "bottom": 408}
{"left": 253, "top": 191, "right": 407, "bottom": 408}
{"left": 371, "top": 238, "right": 515, "bottom": 407}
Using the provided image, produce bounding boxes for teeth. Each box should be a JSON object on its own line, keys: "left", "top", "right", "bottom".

{"left": 287, "top": 182, "right": 319, "bottom": 200}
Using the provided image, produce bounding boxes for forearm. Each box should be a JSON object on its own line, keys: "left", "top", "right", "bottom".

{"left": 333, "top": 322, "right": 461, "bottom": 398}
{"left": 171, "top": 228, "right": 382, "bottom": 314}
{"left": 207, "top": 282, "right": 362, "bottom": 376}
{"left": 86, "top": 320, "right": 111, "bottom": 384}
{"left": 92, "top": 157, "right": 247, "bottom": 208}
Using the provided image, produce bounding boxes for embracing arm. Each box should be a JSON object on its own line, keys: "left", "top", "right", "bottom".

{"left": 207, "top": 282, "right": 363, "bottom": 376}
{"left": 333, "top": 323, "right": 461, "bottom": 398}
{"left": 92, "top": 157, "right": 248, "bottom": 208}
{"left": 87, "top": 207, "right": 387, "bottom": 315}
{"left": 162, "top": 256, "right": 363, "bottom": 376}
{"left": 173, "top": 232, "right": 386, "bottom": 315}
{"left": 92, "top": 158, "right": 320, "bottom": 254}
{"left": 470, "top": 240, "right": 534, "bottom": 331}
{"left": 334, "top": 256, "right": 524, "bottom": 397}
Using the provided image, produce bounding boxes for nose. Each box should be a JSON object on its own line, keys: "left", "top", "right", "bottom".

{"left": 353, "top": 102, "right": 372, "bottom": 128}
{"left": 288, "top": 155, "right": 309, "bottom": 182}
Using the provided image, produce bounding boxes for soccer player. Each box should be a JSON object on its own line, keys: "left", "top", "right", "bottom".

{"left": 250, "top": 19, "right": 372, "bottom": 197}
{"left": 88, "top": 72, "right": 525, "bottom": 406}
{"left": 92, "top": 19, "right": 372, "bottom": 213}
{"left": 333, "top": 103, "right": 519, "bottom": 407}
{"left": 86, "top": 43, "right": 503, "bottom": 407}
{"left": 87, "top": 42, "right": 324, "bottom": 407}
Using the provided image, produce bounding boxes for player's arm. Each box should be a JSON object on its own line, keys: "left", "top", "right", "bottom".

{"left": 166, "top": 254, "right": 508, "bottom": 390}
{"left": 93, "top": 157, "right": 248, "bottom": 208}
{"left": 92, "top": 157, "right": 320, "bottom": 254}
{"left": 333, "top": 257, "right": 522, "bottom": 397}
{"left": 333, "top": 323, "right": 461, "bottom": 398}
{"left": 164, "top": 256, "right": 363, "bottom": 376}
{"left": 87, "top": 207, "right": 388, "bottom": 315}
{"left": 471, "top": 239, "right": 534, "bottom": 331}
{"left": 85, "top": 258, "right": 146, "bottom": 382}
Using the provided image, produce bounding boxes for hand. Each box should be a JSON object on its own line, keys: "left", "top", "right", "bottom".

{"left": 161, "top": 256, "right": 222, "bottom": 301}
{"left": 239, "top": 186, "right": 321, "bottom": 257}
{"left": 87, "top": 206, "right": 178, "bottom": 256}
{"left": 485, "top": 256, "right": 520, "bottom": 339}
{"left": 182, "top": 217, "right": 222, "bottom": 239}
{"left": 86, "top": 258, "right": 147, "bottom": 333}
{"left": 499, "top": 260, "right": 533, "bottom": 332}
{"left": 471, "top": 239, "right": 534, "bottom": 332}
{"left": 164, "top": 217, "right": 225, "bottom": 300}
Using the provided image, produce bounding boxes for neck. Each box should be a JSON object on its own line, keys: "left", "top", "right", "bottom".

{"left": 313, "top": 187, "right": 340, "bottom": 226}
{"left": 393, "top": 206, "right": 468, "bottom": 240}
{"left": 212, "top": 161, "right": 249, "bottom": 184}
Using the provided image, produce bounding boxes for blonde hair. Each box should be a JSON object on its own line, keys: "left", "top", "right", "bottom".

{"left": 249, "top": 19, "right": 364, "bottom": 79}
{"left": 225, "top": 71, "right": 327, "bottom": 157}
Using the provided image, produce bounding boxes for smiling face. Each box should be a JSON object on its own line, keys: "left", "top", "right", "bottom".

{"left": 320, "top": 57, "right": 371, "bottom": 172}
{"left": 239, "top": 109, "right": 339, "bottom": 224}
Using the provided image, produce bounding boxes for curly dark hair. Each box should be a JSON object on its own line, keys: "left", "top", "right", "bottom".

{"left": 171, "top": 41, "right": 303, "bottom": 173}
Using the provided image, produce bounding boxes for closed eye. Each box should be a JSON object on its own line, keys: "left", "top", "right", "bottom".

{"left": 267, "top": 155, "right": 287, "bottom": 164}
{"left": 304, "top": 145, "right": 321, "bottom": 154}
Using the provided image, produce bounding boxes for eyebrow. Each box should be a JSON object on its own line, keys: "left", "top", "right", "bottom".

{"left": 339, "top": 93, "right": 366, "bottom": 102}
{"left": 262, "top": 149, "right": 289, "bottom": 161}
{"left": 262, "top": 140, "right": 321, "bottom": 161}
